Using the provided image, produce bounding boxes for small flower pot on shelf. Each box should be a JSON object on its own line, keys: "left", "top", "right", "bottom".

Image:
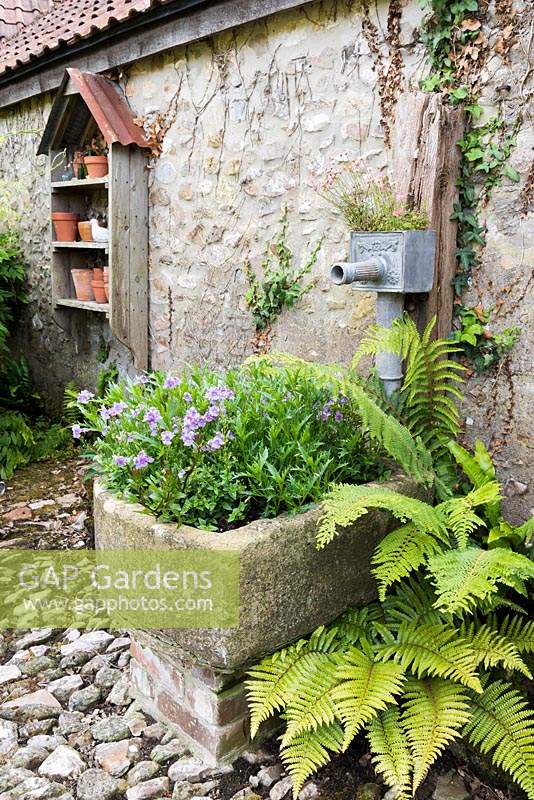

{"left": 84, "top": 155, "right": 108, "bottom": 178}
{"left": 52, "top": 211, "right": 79, "bottom": 242}
{"left": 78, "top": 221, "right": 94, "bottom": 242}
{"left": 93, "top": 267, "right": 104, "bottom": 281}
{"left": 71, "top": 269, "right": 95, "bottom": 301}
{"left": 92, "top": 279, "right": 107, "bottom": 304}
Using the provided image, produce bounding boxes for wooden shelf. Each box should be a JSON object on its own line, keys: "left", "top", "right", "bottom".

{"left": 55, "top": 298, "right": 109, "bottom": 314}
{"left": 53, "top": 241, "right": 108, "bottom": 251}
{"left": 52, "top": 177, "right": 108, "bottom": 190}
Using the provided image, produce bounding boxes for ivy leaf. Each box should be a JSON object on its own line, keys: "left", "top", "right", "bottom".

{"left": 503, "top": 164, "right": 520, "bottom": 182}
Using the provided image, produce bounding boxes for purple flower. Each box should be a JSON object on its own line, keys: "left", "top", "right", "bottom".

{"left": 134, "top": 450, "right": 154, "bottom": 469}
{"left": 203, "top": 404, "right": 220, "bottom": 423}
{"left": 183, "top": 392, "right": 193, "bottom": 403}
{"left": 205, "top": 386, "right": 234, "bottom": 403}
{"left": 183, "top": 407, "right": 204, "bottom": 430}
{"left": 131, "top": 408, "right": 140, "bottom": 418}
{"left": 164, "top": 376, "right": 181, "bottom": 389}
{"left": 334, "top": 411, "right": 344, "bottom": 423}
{"left": 181, "top": 428, "right": 196, "bottom": 447}
{"left": 127, "top": 433, "right": 135, "bottom": 443}
{"left": 161, "top": 430, "right": 175, "bottom": 445}
{"left": 134, "top": 373, "right": 149, "bottom": 385}
{"left": 71, "top": 424, "right": 84, "bottom": 440}
{"left": 77, "top": 390, "right": 94, "bottom": 404}
{"left": 178, "top": 469, "right": 186, "bottom": 479}
{"left": 100, "top": 407, "right": 112, "bottom": 421}
{"left": 114, "top": 455, "right": 128, "bottom": 467}
{"left": 109, "top": 401, "right": 127, "bottom": 417}
{"left": 338, "top": 393, "right": 349, "bottom": 405}
{"left": 206, "top": 431, "right": 225, "bottom": 451}
{"left": 318, "top": 399, "right": 334, "bottom": 422}
{"left": 144, "top": 407, "right": 162, "bottom": 426}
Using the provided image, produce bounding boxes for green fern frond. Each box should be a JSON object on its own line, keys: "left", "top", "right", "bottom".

{"left": 336, "top": 605, "right": 383, "bottom": 646}
{"left": 376, "top": 622, "right": 482, "bottom": 692}
{"left": 463, "top": 680, "right": 534, "bottom": 799}
{"left": 402, "top": 678, "right": 472, "bottom": 792}
{"left": 372, "top": 523, "right": 444, "bottom": 599}
{"left": 382, "top": 579, "right": 441, "bottom": 631}
{"left": 448, "top": 439, "right": 495, "bottom": 488}
{"left": 331, "top": 648, "right": 405, "bottom": 748}
{"left": 367, "top": 708, "right": 412, "bottom": 800}
{"left": 437, "top": 481, "right": 501, "bottom": 549}
{"left": 281, "top": 722, "right": 345, "bottom": 797}
{"left": 356, "top": 316, "right": 465, "bottom": 463}
{"left": 460, "top": 621, "right": 531, "bottom": 677}
{"left": 516, "top": 515, "right": 534, "bottom": 544}
{"left": 246, "top": 626, "right": 344, "bottom": 737}
{"left": 281, "top": 653, "right": 342, "bottom": 745}
{"left": 428, "top": 546, "right": 534, "bottom": 615}
{"left": 489, "top": 614, "right": 534, "bottom": 654}
{"left": 317, "top": 484, "right": 445, "bottom": 549}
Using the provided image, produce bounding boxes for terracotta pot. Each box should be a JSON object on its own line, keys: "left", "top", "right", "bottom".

{"left": 92, "top": 279, "right": 107, "bottom": 304}
{"left": 84, "top": 155, "right": 108, "bottom": 178}
{"left": 103, "top": 284, "right": 109, "bottom": 302}
{"left": 93, "top": 267, "right": 104, "bottom": 280}
{"left": 78, "top": 221, "right": 93, "bottom": 242}
{"left": 52, "top": 211, "right": 79, "bottom": 242}
{"left": 71, "top": 269, "right": 95, "bottom": 301}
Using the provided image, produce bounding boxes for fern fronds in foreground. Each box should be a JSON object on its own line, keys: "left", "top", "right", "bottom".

{"left": 428, "top": 546, "right": 534, "bottom": 614}
{"left": 402, "top": 678, "right": 471, "bottom": 792}
{"left": 368, "top": 709, "right": 412, "bottom": 800}
{"left": 464, "top": 680, "right": 534, "bottom": 798}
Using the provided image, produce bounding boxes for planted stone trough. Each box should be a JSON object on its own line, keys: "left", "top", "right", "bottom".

{"left": 94, "top": 471, "right": 425, "bottom": 766}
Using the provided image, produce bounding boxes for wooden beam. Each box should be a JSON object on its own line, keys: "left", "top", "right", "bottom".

{"left": 0, "top": 0, "right": 316, "bottom": 110}
{"left": 392, "top": 92, "right": 465, "bottom": 339}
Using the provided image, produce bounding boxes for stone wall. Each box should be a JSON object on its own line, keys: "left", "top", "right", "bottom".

{"left": 0, "top": 0, "right": 532, "bottom": 521}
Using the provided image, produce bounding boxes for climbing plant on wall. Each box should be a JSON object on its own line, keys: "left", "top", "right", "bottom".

{"left": 420, "top": 0, "right": 522, "bottom": 369}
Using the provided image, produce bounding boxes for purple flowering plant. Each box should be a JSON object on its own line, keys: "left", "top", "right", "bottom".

{"left": 75, "top": 363, "right": 383, "bottom": 530}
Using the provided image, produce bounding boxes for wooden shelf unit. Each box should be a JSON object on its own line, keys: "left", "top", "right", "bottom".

{"left": 49, "top": 142, "right": 148, "bottom": 369}
{"left": 42, "top": 68, "right": 150, "bottom": 369}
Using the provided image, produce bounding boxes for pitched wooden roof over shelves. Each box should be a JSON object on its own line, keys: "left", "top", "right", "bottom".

{"left": 38, "top": 68, "right": 149, "bottom": 155}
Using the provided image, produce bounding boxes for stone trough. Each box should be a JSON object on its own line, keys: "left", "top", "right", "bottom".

{"left": 94, "top": 472, "right": 425, "bottom": 766}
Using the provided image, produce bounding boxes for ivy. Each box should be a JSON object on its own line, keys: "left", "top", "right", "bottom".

{"left": 452, "top": 117, "right": 520, "bottom": 296}
{"left": 451, "top": 305, "right": 520, "bottom": 371}
{"left": 420, "top": 1, "right": 521, "bottom": 369}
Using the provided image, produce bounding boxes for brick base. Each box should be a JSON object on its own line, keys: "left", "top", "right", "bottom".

{"left": 129, "top": 632, "right": 251, "bottom": 765}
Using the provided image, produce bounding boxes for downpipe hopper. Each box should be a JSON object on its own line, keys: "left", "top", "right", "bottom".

{"left": 330, "top": 230, "right": 436, "bottom": 398}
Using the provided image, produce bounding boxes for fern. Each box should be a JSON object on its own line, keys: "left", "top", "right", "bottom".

{"left": 246, "top": 626, "right": 344, "bottom": 737}
{"left": 367, "top": 709, "right": 412, "bottom": 800}
{"left": 318, "top": 484, "right": 445, "bottom": 549}
{"left": 331, "top": 648, "right": 405, "bottom": 748}
{"left": 463, "top": 680, "right": 534, "bottom": 798}
{"left": 437, "top": 481, "right": 501, "bottom": 549}
{"left": 356, "top": 315, "right": 465, "bottom": 466}
{"left": 428, "top": 546, "right": 534, "bottom": 614}
{"left": 372, "top": 524, "right": 443, "bottom": 599}
{"left": 376, "top": 621, "right": 482, "bottom": 692}
{"left": 382, "top": 579, "right": 441, "bottom": 631}
{"left": 489, "top": 614, "right": 534, "bottom": 654}
{"left": 460, "top": 621, "right": 531, "bottom": 677}
{"left": 402, "top": 678, "right": 471, "bottom": 791}
{"left": 280, "top": 722, "right": 345, "bottom": 796}
{"left": 281, "top": 653, "right": 342, "bottom": 745}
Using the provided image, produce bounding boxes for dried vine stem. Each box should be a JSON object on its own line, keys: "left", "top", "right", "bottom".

{"left": 361, "top": 0, "right": 404, "bottom": 146}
